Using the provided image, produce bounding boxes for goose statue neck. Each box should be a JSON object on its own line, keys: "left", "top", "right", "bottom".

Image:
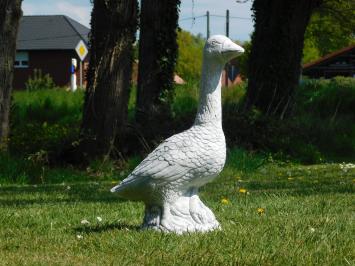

{"left": 194, "top": 35, "right": 245, "bottom": 126}
{"left": 194, "top": 58, "right": 224, "bottom": 126}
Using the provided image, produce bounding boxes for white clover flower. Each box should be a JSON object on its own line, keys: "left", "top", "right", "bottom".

{"left": 76, "top": 234, "right": 83, "bottom": 239}
{"left": 97, "top": 216, "right": 103, "bottom": 222}
{"left": 339, "top": 163, "right": 355, "bottom": 172}
{"left": 66, "top": 186, "right": 71, "bottom": 190}
{"left": 81, "top": 219, "right": 90, "bottom": 225}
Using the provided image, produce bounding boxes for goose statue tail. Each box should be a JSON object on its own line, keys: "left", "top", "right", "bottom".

{"left": 110, "top": 184, "right": 124, "bottom": 193}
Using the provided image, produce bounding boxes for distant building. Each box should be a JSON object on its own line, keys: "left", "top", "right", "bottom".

{"left": 303, "top": 44, "right": 355, "bottom": 79}
{"left": 14, "top": 15, "right": 89, "bottom": 90}
{"left": 222, "top": 58, "right": 243, "bottom": 87}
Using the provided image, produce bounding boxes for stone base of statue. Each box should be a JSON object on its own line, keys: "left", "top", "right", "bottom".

{"left": 142, "top": 189, "right": 220, "bottom": 234}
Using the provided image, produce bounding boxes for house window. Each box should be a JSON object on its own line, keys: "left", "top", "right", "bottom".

{"left": 14, "top": 52, "right": 29, "bottom": 68}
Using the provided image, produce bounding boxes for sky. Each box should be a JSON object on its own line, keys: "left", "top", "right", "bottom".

{"left": 22, "top": 0, "right": 254, "bottom": 41}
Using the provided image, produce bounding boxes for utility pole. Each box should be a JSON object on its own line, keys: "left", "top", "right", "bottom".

{"left": 206, "top": 11, "right": 210, "bottom": 39}
{"left": 226, "top": 9, "right": 230, "bottom": 37}
{"left": 225, "top": 9, "right": 230, "bottom": 87}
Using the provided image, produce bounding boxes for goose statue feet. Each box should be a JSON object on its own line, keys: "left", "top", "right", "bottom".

{"left": 111, "top": 35, "right": 244, "bottom": 234}
{"left": 142, "top": 189, "right": 220, "bottom": 233}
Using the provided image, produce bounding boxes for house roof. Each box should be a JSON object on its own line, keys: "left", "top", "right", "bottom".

{"left": 303, "top": 44, "right": 355, "bottom": 70}
{"left": 17, "top": 15, "right": 90, "bottom": 50}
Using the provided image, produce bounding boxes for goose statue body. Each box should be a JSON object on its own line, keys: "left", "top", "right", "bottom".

{"left": 111, "top": 35, "right": 244, "bottom": 233}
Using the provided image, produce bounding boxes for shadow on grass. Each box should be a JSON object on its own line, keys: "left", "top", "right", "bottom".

{"left": 0, "top": 183, "right": 126, "bottom": 206}
{"left": 0, "top": 180, "right": 353, "bottom": 207}
{"left": 74, "top": 222, "right": 141, "bottom": 234}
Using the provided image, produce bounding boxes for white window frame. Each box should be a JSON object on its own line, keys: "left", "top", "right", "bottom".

{"left": 14, "top": 51, "right": 29, "bottom": 68}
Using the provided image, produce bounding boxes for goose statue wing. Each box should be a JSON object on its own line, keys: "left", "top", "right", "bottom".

{"left": 111, "top": 131, "right": 201, "bottom": 194}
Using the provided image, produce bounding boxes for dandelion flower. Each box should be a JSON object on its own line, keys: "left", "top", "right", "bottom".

{"left": 81, "top": 219, "right": 90, "bottom": 225}
{"left": 221, "top": 198, "right": 230, "bottom": 205}
{"left": 239, "top": 188, "right": 247, "bottom": 194}
{"left": 97, "top": 216, "right": 103, "bottom": 222}
{"left": 257, "top": 208, "right": 265, "bottom": 215}
{"left": 111, "top": 181, "right": 117, "bottom": 184}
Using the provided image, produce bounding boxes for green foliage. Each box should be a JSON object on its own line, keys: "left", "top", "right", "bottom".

{"left": 302, "top": 37, "right": 321, "bottom": 64}
{"left": 236, "top": 40, "right": 251, "bottom": 78}
{"left": 10, "top": 89, "right": 83, "bottom": 155}
{"left": 3, "top": 76, "right": 355, "bottom": 181}
{"left": 172, "top": 79, "right": 199, "bottom": 119}
{"left": 294, "top": 77, "right": 355, "bottom": 158}
{"left": 170, "top": 77, "right": 355, "bottom": 163}
{"left": 298, "top": 77, "right": 355, "bottom": 117}
{"left": 176, "top": 30, "right": 204, "bottom": 80}
{"left": 303, "top": 0, "right": 355, "bottom": 63}
{"left": 25, "top": 69, "right": 57, "bottom": 91}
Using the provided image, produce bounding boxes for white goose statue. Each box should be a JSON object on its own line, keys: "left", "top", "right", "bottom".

{"left": 111, "top": 35, "right": 244, "bottom": 233}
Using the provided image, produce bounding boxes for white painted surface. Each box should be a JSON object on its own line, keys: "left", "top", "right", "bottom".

{"left": 112, "top": 35, "right": 244, "bottom": 234}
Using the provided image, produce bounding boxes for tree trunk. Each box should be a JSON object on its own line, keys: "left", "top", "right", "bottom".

{"left": 136, "top": 0, "right": 180, "bottom": 143}
{"left": 0, "top": 0, "right": 22, "bottom": 151}
{"left": 245, "top": 0, "right": 322, "bottom": 118}
{"left": 80, "top": 0, "right": 138, "bottom": 159}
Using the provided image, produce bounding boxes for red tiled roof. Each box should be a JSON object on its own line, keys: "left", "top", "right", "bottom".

{"left": 303, "top": 44, "right": 355, "bottom": 70}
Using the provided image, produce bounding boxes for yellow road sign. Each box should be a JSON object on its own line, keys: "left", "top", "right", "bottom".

{"left": 75, "top": 40, "right": 88, "bottom": 61}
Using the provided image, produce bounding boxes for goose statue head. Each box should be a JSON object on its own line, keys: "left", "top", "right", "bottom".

{"left": 195, "top": 35, "right": 244, "bottom": 125}
{"left": 204, "top": 35, "right": 245, "bottom": 63}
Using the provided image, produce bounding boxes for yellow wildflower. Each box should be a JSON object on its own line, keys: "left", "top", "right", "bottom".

{"left": 288, "top": 177, "right": 294, "bottom": 180}
{"left": 221, "top": 198, "right": 230, "bottom": 205}
{"left": 257, "top": 208, "right": 265, "bottom": 215}
{"left": 239, "top": 188, "right": 247, "bottom": 194}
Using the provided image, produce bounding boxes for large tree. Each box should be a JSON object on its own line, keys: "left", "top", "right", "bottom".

{"left": 136, "top": 0, "right": 181, "bottom": 143}
{"left": 80, "top": 0, "right": 138, "bottom": 159}
{"left": 0, "top": 0, "right": 22, "bottom": 151}
{"left": 244, "top": 0, "right": 323, "bottom": 118}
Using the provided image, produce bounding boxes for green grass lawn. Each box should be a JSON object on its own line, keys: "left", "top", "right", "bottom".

{"left": 0, "top": 152, "right": 354, "bottom": 265}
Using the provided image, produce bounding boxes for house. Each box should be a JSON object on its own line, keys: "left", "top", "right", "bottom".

{"left": 303, "top": 44, "right": 355, "bottom": 79}
{"left": 14, "top": 15, "right": 90, "bottom": 90}
{"left": 221, "top": 58, "right": 243, "bottom": 87}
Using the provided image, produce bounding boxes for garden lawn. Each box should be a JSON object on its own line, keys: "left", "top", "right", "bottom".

{"left": 0, "top": 158, "right": 354, "bottom": 265}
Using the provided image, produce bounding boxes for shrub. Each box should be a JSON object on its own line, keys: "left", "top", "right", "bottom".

{"left": 10, "top": 89, "right": 83, "bottom": 156}
{"left": 176, "top": 31, "right": 204, "bottom": 81}
{"left": 25, "top": 69, "right": 57, "bottom": 91}
{"left": 297, "top": 77, "right": 355, "bottom": 118}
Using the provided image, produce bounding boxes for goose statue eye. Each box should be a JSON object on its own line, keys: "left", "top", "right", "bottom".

{"left": 211, "top": 40, "right": 219, "bottom": 46}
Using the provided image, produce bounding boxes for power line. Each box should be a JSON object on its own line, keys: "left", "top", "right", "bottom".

{"left": 179, "top": 13, "right": 251, "bottom": 22}
{"left": 179, "top": 15, "right": 206, "bottom": 22}
{"left": 210, "top": 14, "right": 251, "bottom": 20}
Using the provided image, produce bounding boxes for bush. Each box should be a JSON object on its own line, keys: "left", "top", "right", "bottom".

{"left": 10, "top": 89, "right": 83, "bottom": 156}
{"left": 176, "top": 31, "right": 204, "bottom": 81}
{"left": 297, "top": 77, "right": 355, "bottom": 118}
{"left": 25, "top": 69, "right": 57, "bottom": 91}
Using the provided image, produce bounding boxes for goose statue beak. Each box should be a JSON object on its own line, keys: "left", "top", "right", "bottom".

{"left": 222, "top": 39, "right": 244, "bottom": 60}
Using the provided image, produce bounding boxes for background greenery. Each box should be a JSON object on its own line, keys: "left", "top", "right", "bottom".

{"left": 1, "top": 76, "right": 354, "bottom": 185}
